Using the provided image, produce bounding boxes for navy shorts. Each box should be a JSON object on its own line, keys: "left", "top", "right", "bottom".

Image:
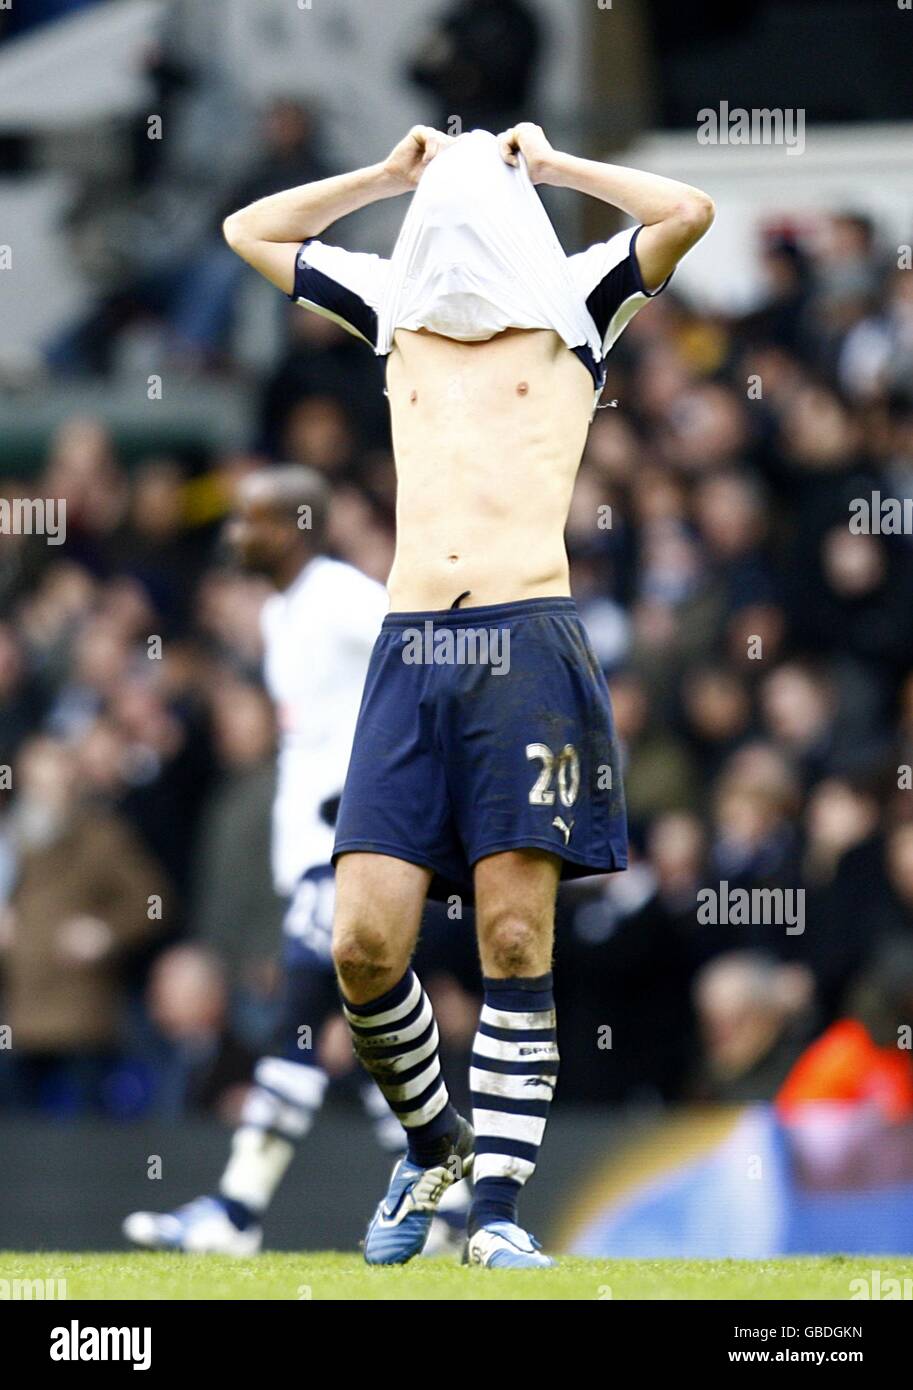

{"left": 282, "top": 864, "right": 335, "bottom": 971}
{"left": 333, "top": 597, "right": 627, "bottom": 899}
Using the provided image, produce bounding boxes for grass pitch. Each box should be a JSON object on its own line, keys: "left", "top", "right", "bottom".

{"left": 2, "top": 1252, "right": 910, "bottom": 1300}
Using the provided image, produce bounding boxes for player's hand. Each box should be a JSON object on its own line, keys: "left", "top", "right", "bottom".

{"left": 497, "top": 123, "right": 555, "bottom": 183}
{"left": 383, "top": 126, "right": 454, "bottom": 191}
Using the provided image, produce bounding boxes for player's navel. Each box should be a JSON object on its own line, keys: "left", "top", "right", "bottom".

{"left": 516, "top": 381, "right": 529, "bottom": 396}
{"left": 447, "top": 554, "right": 459, "bottom": 564}
{"left": 409, "top": 389, "right": 418, "bottom": 404}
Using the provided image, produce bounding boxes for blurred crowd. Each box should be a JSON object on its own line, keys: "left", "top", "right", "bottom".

{"left": 2, "top": 0, "right": 913, "bottom": 1126}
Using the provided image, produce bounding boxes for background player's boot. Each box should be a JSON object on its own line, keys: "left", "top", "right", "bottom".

{"left": 123, "top": 1196, "right": 262, "bottom": 1256}
{"left": 466, "top": 1221, "right": 555, "bottom": 1268}
{"left": 363, "top": 1115, "right": 474, "bottom": 1265}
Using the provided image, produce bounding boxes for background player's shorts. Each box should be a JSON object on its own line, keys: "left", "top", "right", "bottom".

{"left": 333, "top": 597, "right": 627, "bottom": 899}
{"left": 282, "top": 863, "right": 336, "bottom": 969}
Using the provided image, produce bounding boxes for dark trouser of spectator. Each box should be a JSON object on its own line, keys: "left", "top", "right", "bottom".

{"left": 3, "top": 1050, "right": 119, "bottom": 1115}
{"left": 45, "top": 238, "right": 248, "bottom": 375}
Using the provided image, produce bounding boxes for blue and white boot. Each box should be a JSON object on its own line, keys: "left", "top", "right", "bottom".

{"left": 123, "top": 1196, "right": 262, "bottom": 1255}
{"left": 466, "top": 1221, "right": 555, "bottom": 1268}
{"left": 364, "top": 1117, "right": 474, "bottom": 1265}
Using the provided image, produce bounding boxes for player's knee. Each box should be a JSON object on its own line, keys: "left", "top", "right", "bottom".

{"left": 481, "top": 910, "right": 547, "bottom": 977}
{"left": 332, "top": 920, "right": 394, "bottom": 994}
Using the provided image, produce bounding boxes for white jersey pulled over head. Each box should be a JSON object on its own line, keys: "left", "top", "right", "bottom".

{"left": 378, "top": 129, "right": 601, "bottom": 359}
{"left": 261, "top": 555, "right": 387, "bottom": 895}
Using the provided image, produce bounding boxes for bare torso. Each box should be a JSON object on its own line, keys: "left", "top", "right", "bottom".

{"left": 385, "top": 327, "right": 595, "bottom": 611}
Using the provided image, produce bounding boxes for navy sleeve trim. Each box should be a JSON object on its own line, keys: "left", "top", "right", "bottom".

{"left": 584, "top": 226, "right": 673, "bottom": 346}
{"left": 584, "top": 244, "right": 641, "bottom": 342}
{"left": 287, "top": 240, "right": 377, "bottom": 346}
{"left": 630, "top": 224, "right": 673, "bottom": 298}
{"left": 285, "top": 238, "right": 317, "bottom": 300}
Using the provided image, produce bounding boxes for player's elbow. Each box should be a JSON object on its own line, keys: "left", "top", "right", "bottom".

{"left": 222, "top": 209, "right": 251, "bottom": 255}
{"left": 675, "top": 192, "right": 715, "bottom": 243}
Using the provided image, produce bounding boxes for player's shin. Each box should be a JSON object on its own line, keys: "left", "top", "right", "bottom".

{"left": 468, "top": 973, "right": 559, "bottom": 1233}
{"left": 341, "top": 968, "right": 462, "bottom": 1166}
{"left": 219, "top": 1056, "right": 329, "bottom": 1221}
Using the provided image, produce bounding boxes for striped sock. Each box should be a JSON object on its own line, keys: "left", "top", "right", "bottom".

{"left": 219, "top": 1055, "right": 329, "bottom": 1217}
{"left": 469, "top": 973, "right": 559, "bottom": 1234}
{"left": 342, "top": 968, "right": 459, "bottom": 1167}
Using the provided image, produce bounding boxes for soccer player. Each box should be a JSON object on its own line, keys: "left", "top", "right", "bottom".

{"left": 222, "top": 125, "right": 714, "bottom": 1266}
{"left": 123, "top": 466, "right": 471, "bottom": 1253}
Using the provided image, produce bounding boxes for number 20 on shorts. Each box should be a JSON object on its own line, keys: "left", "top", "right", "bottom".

{"left": 525, "top": 742, "right": 580, "bottom": 807}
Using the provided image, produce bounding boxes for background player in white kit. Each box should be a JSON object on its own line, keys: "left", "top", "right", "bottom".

{"left": 124, "top": 465, "right": 468, "bottom": 1254}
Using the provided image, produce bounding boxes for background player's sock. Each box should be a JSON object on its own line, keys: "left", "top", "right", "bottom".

{"left": 342, "top": 968, "right": 460, "bottom": 1167}
{"left": 468, "top": 973, "right": 559, "bottom": 1234}
{"left": 218, "top": 1055, "right": 329, "bottom": 1219}
{"left": 219, "top": 1196, "right": 258, "bottom": 1232}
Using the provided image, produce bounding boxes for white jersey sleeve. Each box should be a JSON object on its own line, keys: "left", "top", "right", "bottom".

{"left": 568, "top": 225, "right": 673, "bottom": 359}
{"left": 287, "top": 239, "right": 392, "bottom": 347}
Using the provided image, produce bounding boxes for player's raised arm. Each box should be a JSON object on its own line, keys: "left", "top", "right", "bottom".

{"left": 222, "top": 126, "right": 455, "bottom": 294}
{"left": 498, "top": 122, "right": 715, "bottom": 291}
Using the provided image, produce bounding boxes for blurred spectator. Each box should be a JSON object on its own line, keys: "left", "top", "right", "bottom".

{"left": 109, "top": 459, "right": 212, "bottom": 629}
{"left": 681, "top": 665, "right": 753, "bottom": 786}
{"left": 257, "top": 312, "right": 389, "bottom": 460}
{"left": 189, "top": 679, "right": 282, "bottom": 1048}
{"left": 609, "top": 670, "right": 701, "bottom": 834}
{"left": 42, "top": 418, "right": 128, "bottom": 572}
{"left": 49, "top": 98, "right": 332, "bottom": 374}
{"left": 0, "top": 737, "right": 167, "bottom": 1112}
{"left": 143, "top": 944, "right": 255, "bottom": 1119}
{"left": 807, "top": 213, "right": 882, "bottom": 365}
{"left": 104, "top": 673, "right": 215, "bottom": 895}
{"left": 693, "top": 952, "right": 817, "bottom": 1103}
{"left": 800, "top": 775, "right": 885, "bottom": 1014}
{"left": 408, "top": 0, "right": 542, "bottom": 134}
{"left": 840, "top": 271, "right": 913, "bottom": 401}
{"left": 555, "top": 813, "right": 708, "bottom": 1103}
{"left": 0, "top": 623, "right": 46, "bottom": 765}
{"left": 741, "top": 234, "right": 811, "bottom": 354}
{"left": 777, "top": 940, "right": 913, "bottom": 1138}
{"left": 759, "top": 662, "right": 837, "bottom": 787}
